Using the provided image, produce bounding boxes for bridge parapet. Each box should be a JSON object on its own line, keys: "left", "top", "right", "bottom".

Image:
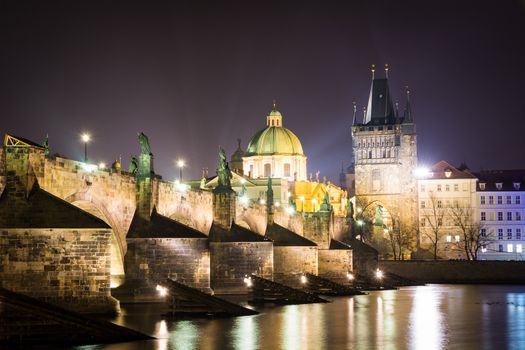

{"left": 156, "top": 180, "right": 214, "bottom": 234}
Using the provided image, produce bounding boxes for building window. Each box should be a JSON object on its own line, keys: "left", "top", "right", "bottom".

{"left": 498, "top": 196, "right": 503, "bottom": 205}
{"left": 481, "top": 212, "right": 486, "bottom": 221}
{"left": 445, "top": 184, "right": 450, "bottom": 192}
{"left": 438, "top": 218, "right": 443, "bottom": 225}
{"left": 437, "top": 200, "right": 443, "bottom": 208}
{"left": 446, "top": 235, "right": 452, "bottom": 243}
{"left": 264, "top": 163, "right": 272, "bottom": 178}
{"left": 498, "top": 229, "right": 503, "bottom": 240}
{"left": 517, "top": 244, "right": 523, "bottom": 253}
{"left": 283, "top": 163, "right": 291, "bottom": 177}
{"left": 454, "top": 184, "right": 459, "bottom": 191}
{"left": 369, "top": 151, "right": 372, "bottom": 159}
{"left": 481, "top": 245, "right": 487, "bottom": 253}
{"left": 421, "top": 201, "right": 426, "bottom": 209}
{"left": 516, "top": 212, "right": 522, "bottom": 221}
{"left": 498, "top": 212, "right": 503, "bottom": 221}
{"left": 490, "top": 212, "right": 495, "bottom": 220}
{"left": 489, "top": 196, "right": 494, "bottom": 204}
{"left": 496, "top": 183, "right": 503, "bottom": 190}
{"left": 455, "top": 235, "right": 460, "bottom": 242}
{"left": 507, "top": 212, "right": 513, "bottom": 221}
{"left": 517, "top": 229, "right": 522, "bottom": 240}
{"left": 507, "top": 244, "right": 514, "bottom": 253}
{"left": 516, "top": 196, "right": 522, "bottom": 204}
{"left": 507, "top": 229, "right": 513, "bottom": 240}
{"left": 480, "top": 183, "right": 486, "bottom": 190}
{"left": 480, "top": 196, "right": 486, "bottom": 205}
{"left": 507, "top": 196, "right": 512, "bottom": 205}
{"left": 499, "top": 244, "right": 504, "bottom": 252}
{"left": 481, "top": 228, "right": 486, "bottom": 237}
{"left": 437, "top": 184, "right": 442, "bottom": 192}
{"left": 421, "top": 218, "right": 426, "bottom": 227}
{"left": 421, "top": 184, "right": 425, "bottom": 192}
{"left": 514, "top": 183, "right": 521, "bottom": 190}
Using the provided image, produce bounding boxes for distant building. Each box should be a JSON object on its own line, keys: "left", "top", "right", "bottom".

{"left": 241, "top": 103, "right": 307, "bottom": 182}
{"left": 417, "top": 161, "right": 478, "bottom": 259}
{"left": 475, "top": 170, "right": 525, "bottom": 260}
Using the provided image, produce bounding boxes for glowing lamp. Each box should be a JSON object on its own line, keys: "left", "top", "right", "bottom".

{"left": 156, "top": 285, "right": 168, "bottom": 297}
{"left": 414, "top": 167, "right": 431, "bottom": 178}
{"left": 300, "top": 275, "right": 307, "bottom": 284}
{"left": 375, "top": 269, "right": 384, "bottom": 280}
{"left": 347, "top": 272, "right": 354, "bottom": 281}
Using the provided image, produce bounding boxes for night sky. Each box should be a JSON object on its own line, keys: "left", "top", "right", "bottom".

{"left": 1, "top": 0, "right": 525, "bottom": 182}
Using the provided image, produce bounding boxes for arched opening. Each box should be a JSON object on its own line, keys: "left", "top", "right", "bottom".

{"left": 68, "top": 198, "right": 126, "bottom": 289}
{"left": 264, "top": 163, "right": 272, "bottom": 178}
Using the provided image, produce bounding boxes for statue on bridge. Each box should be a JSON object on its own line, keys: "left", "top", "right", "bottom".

{"left": 129, "top": 156, "right": 138, "bottom": 175}
{"left": 216, "top": 147, "right": 232, "bottom": 190}
{"left": 138, "top": 132, "right": 152, "bottom": 155}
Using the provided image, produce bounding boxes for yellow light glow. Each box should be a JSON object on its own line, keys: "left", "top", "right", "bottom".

{"left": 300, "top": 275, "right": 307, "bottom": 284}
{"left": 156, "top": 284, "right": 168, "bottom": 297}
{"left": 81, "top": 133, "right": 91, "bottom": 143}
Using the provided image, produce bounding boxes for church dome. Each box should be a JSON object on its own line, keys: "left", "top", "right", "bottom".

{"left": 246, "top": 105, "right": 304, "bottom": 156}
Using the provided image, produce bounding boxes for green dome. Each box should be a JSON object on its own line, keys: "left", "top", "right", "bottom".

{"left": 246, "top": 126, "right": 304, "bottom": 156}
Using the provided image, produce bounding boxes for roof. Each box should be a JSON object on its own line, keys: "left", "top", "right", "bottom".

{"left": 329, "top": 239, "right": 352, "bottom": 250}
{"left": 474, "top": 169, "right": 525, "bottom": 192}
{"left": 265, "top": 223, "right": 317, "bottom": 247}
{"left": 209, "top": 222, "right": 272, "bottom": 243}
{"left": 127, "top": 208, "right": 207, "bottom": 238}
{"left": 424, "top": 160, "right": 477, "bottom": 180}
{"left": 231, "top": 139, "right": 245, "bottom": 162}
{"left": 0, "top": 182, "right": 110, "bottom": 229}
{"left": 4, "top": 134, "right": 44, "bottom": 148}
{"left": 363, "top": 78, "right": 396, "bottom": 125}
{"left": 245, "top": 126, "right": 304, "bottom": 156}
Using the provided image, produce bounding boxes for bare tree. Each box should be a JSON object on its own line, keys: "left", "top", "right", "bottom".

{"left": 449, "top": 204, "right": 492, "bottom": 260}
{"left": 389, "top": 216, "right": 416, "bottom": 260}
{"left": 421, "top": 192, "right": 446, "bottom": 259}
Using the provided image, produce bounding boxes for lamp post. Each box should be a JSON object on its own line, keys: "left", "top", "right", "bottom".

{"left": 81, "top": 133, "right": 91, "bottom": 162}
{"left": 177, "top": 159, "right": 185, "bottom": 182}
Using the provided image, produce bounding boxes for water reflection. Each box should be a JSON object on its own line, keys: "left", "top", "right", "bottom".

{"left": 507, "top": 293, "right": 525, "bottom": 350}
{"left": 409, "top": 286, "right": 444, "bottom": 350}
{"left": 69, "top": 285, "right": 525, "bottom": 350}
{"left": 232, "top": 316, "right": 257, "bottom": 350}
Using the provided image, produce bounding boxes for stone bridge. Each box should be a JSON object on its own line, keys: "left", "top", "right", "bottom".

{"left": 0, "top": 134, "right": 349, "bottom": 292}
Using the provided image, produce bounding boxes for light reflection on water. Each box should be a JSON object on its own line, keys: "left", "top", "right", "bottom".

{"left": 72, "top": 285, "right": 525, "bottom": 350}
{"left": 409, "top": 286, "right": 444, "bottom": 350}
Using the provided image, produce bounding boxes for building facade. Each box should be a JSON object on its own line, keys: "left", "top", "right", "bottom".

{"left": 475, "top": 170, "right": 525, "bottom": 260}
{"left": 417, "top": 161, "right": 478, "bottom": 259}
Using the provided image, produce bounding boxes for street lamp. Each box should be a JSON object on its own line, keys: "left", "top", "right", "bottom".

{"left": 81, "top": 133, "right": 91, "bottom": 162}
{"left": 177, "top": 159, "right": 185, "bottom": 182}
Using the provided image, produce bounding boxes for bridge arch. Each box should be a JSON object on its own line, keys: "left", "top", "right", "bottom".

{"left": 65, "top": 192, "right": 127, "bottom": 288}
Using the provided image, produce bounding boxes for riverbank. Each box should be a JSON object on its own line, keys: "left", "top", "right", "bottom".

{"left": 379, "top": 260, "right": 525, "bottom": 284}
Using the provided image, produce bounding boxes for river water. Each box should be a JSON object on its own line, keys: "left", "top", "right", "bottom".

{"left": 75, "top": 285, "right": 525, "bottom": 350}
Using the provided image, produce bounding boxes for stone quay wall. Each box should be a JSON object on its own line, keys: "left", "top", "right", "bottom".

{"left": 273, "top": 246, "right": 318, "bottom": 289}
{"left": 0, "top": 228, "right": 118, "bottom": 314}
{"left": 210, "top": 241, "right": 273, "bottom": 294}
{"left": 318, "top": 249, "right": 353, "bottom": 285}
{"left": 121, "top": 237, "right": 210, "bottom": 301}
{"left": 379, "top": 260, "right": 525, "bottom": 283}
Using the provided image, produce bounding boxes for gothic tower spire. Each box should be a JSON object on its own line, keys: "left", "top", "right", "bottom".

{"left": 403, "top": 86, "right": 413, "bottom": 123}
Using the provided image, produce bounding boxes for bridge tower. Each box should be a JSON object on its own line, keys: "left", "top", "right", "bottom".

{"left": 351, "top": 65, "right": 418, "bottom": 236}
